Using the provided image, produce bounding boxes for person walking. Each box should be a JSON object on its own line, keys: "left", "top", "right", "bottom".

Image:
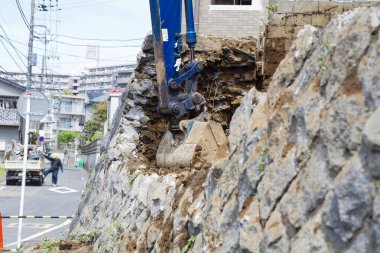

{"left": 43, "top": 153, "right": 63, "bottom": 186}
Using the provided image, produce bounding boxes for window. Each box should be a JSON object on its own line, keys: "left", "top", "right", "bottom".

{"left": 210, "top": 0, "right": 262, "bottom": 10}
{"left": 61, "top": 101, "right": 73, "bottom": 113}
{"left": 212, "top": 0, "right": 252, "bottom": 5}
{"left": 60, "top": 117, "right": 73, "bottom": 129}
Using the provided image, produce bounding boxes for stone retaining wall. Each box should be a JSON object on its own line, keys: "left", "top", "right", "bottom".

{"left": 263, "top": 1, "right": 380, "bottom": 80}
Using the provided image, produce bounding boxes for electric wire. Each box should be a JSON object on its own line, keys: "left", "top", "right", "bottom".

{"left": 0, "top": 38, "right": 25, "bottom": 72}
{"left": 4, "top": 36, "right": 140, "bottom": 62}
{"left": 15, "top": 0, "right": 31, "bottom": 31}
{"left": 0, "top": 65, "right": 24, "bottom": 83}
{"left": 53, "top": 34, "right": 145, "bottom": 42}
{"left": 53, "top": 40, "right": 141, "bottom": 48}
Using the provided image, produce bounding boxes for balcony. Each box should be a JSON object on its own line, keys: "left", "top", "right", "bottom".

{"left": 116, "top": 77, "right": 131, "bottom": 85}
{"left": 60, "top": 107, "right": 85, "bottom": 115}
{"left": 0, "top": 109, "right": 20, "bottom": 126}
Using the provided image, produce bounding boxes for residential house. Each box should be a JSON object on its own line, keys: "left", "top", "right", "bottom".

{"left": 0, "top": 77, "right": 25, "bottom": 157}
{"left": 182, "top": 0, "right": 268, "bottom": 37}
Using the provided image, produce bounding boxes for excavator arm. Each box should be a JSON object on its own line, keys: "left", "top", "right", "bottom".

{"left": 148, "top": 0, "right": 205, "bottom": 131}
{"left": 148, "top": 0, "right": 228, "bottom": 168}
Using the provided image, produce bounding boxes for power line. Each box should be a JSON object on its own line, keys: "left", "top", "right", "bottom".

{"left": 0, "top": 34, "right": 28, "bottom": 67}
{"left": 59, "top": 0, "right": 122, "bottom": 10}
{"left": 53, "top": 40, "right": 141, "bottom": 48}
{"left": 0, "top": 37, "right": 25, "bottom": 72}
{"left": 54, "top": 34, "right": 144, "bottom": 42}
{"left": 5, "top": 36, "right": 139, "bottom": 62}
{"left": 0, "top": 65, "right": 24, "bottom": 83}
{"left": 15, "top": 0, "right": 31, "bottom": 31}
{"left": 0, "top": 18, "right": 28, "bottom": 68}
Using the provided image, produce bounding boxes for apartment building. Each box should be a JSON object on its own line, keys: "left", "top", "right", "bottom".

{"left": 79, "top": 64, "right": 135, "bottom": 93}
{"left": 1, "top": 72, "right": 76, "bottom": 92}
{"left": 58, "top": 94, "right": 86, "bottom": 132}
{"left": 40, "top": 94, "right": 85, "bottom": 146}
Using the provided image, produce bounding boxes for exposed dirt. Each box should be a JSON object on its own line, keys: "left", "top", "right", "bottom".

{"left": 133, "top": 36, "right": 258, "bottom": 167}
{"left": 31, "top": 240, "right": 95, "bottom": 253}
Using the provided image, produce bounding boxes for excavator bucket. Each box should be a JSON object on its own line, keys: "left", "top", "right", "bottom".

{"left": 156, "top": 120, "right": 228, "bottom": 168}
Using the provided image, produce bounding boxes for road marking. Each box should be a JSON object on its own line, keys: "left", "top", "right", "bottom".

{"left": 0, "top": 186, "right": 5, "bottom": 191}
{"left": 48, "top": 186, "right": 78, "bottom": 194}
{"left": 6, "top": 223, "right": 54, "bottom": 229}
{"left": 4, "top": 220, "right": 71, "bottom": 248}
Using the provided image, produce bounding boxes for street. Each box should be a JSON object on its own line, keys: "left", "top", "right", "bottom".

{"left": 0, "top": 166, "right": 87, "bottom": 250}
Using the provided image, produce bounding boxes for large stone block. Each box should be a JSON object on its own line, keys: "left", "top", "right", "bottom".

{"left": 362, "top": 107, "right": 380, "bottom": 179}
{"left": 267, "top": 25, "right": 291, "bottom": 39}
{"left": 269, "top": 13, "right": 286, "bottom": 26}
{"left": 265, "top": 38, "right": 289, "bottom": 51}
{"left": 311, "top": 13, "right": 330, "bottom": 27}
{"left": 285, "top": 14, "right": 312, "bottom": 26}
{"left": 322, "top": 161, "right": 373, "bottom": 245}
{"left": 318, "top": 2, "right": 344, "bottom": 15}
{"left": 277, "top": 2, "right": 294, "bottom": 14}
{"left": 265, "top": 50, "right": 287, "bottom": 64}
{"left": 293, "top": 2, "right": 319, "bottom": 14}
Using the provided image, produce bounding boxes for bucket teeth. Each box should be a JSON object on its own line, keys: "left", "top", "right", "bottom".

{"left": 156, "top": 121, "right": 228, "bottom": 168}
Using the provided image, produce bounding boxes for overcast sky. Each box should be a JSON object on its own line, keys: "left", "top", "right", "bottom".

{"left": 0, "top": 0, "right": 151, "bottom": 75}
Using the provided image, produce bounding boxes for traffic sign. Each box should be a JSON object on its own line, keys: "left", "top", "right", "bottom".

{"left": 17, "top": 91, "right": 49, "bottom": 121}
{"left": 38, "top": 136, "right": 44, "bottom": 142}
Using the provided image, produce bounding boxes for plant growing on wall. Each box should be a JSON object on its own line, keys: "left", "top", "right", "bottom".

{"left": 266, "top": 3, "right": 278, "bottom": 18}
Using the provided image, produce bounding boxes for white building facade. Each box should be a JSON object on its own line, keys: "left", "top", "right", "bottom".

{"left": 79, "top": 64, "right": 135, "bottom": 93}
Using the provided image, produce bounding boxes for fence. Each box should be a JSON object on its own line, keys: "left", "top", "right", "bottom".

{"left": 78, "top": 140, "right": 101, "bottom": 171}
{"left": 0, "top": 109, "right": 20, "bottom": 126}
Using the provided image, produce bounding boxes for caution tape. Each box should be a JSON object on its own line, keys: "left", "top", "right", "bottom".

{"left": 1, "top": 216, "right": 73, "bottom": 219}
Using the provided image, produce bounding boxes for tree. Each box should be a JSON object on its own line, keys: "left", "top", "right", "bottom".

{"left": 83, "top": 101, "right": 108, "bottom": 142}
{"left": 58, "top": 130, "right": 79, "bottom": 144}
{"left": 93, "top": 102, "right": 107, "bottom": 122}
{"left": 29, "top": 131, "right": 38, "bottom": 144}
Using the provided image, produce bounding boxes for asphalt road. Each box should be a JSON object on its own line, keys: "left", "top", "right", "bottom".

{"left": 0, "top": 166, "right": 87, "bottom": 251}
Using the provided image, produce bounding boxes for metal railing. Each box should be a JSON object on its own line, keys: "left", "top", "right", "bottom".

{"left": 0, "top": 109, "right": 20, "bottom": 126}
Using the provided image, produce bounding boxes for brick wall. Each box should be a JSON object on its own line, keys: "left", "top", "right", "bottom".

{"left": 182, "top": 0, "right": 269, "bottom": 37}
{"left": 262, "top": 1, "right": 380, "bottom": 80}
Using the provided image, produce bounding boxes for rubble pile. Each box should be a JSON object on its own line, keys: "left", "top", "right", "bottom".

{"left": 70, "top": 7, "right": 380, "bottom": 253}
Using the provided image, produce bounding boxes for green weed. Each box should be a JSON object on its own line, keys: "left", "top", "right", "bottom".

{"left": 73, "top": 231, "right": 95, "bottom": 244}
{"left": 39, "top": 237, "right": 59, "bottom": 253}
{"left": 129, "top": 173, "right": 140, "bottom": 185}
{"left": 182, "top": 235, "right": 196, "bottom": 253}
{"left": 266, "top": 4, "right": 278, "bottom": 15}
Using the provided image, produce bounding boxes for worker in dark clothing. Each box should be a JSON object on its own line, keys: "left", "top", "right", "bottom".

{"left": 43, "top": 153, "right": 63, "bottom": 186}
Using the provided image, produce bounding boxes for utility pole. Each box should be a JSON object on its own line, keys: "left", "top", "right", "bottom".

{"left": 40, "top": 27, "right": 47, "bottom": 93}
{"left": 26, "top": 0, "right": 36, "bottom": 90}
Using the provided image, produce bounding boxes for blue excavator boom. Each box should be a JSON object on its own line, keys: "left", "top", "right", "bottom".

{"left": 148, "top": 0, "right": 205, "bottom": 131}
{"left": 148, "top": 0, "right": 228, "bottom": 168}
